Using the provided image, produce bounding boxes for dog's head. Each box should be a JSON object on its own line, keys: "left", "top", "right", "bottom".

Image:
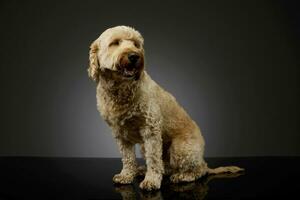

{"left": 88, "top": 26, "right": 145, "bottom": 82}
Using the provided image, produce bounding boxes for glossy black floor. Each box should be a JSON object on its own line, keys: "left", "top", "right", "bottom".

{"left": 0, "top": 157, "right": 299, "bottom": 199}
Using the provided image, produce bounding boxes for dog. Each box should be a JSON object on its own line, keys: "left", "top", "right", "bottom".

{"left": 87, "top": 26, "right": 244, "bottom": 191}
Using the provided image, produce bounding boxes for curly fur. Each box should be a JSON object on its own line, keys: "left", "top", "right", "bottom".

{"left": 88, "top": 26, "right": 244, "bottom": 191}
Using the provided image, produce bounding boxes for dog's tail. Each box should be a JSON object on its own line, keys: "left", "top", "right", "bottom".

{"left": 206, "top": 165, "right": 244, "bottom": 175}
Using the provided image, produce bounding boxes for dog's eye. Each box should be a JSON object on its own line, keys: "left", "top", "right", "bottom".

{"left": 109, "top": 39, "right": 120, "bottom": 47}
{"left": 134, "top": 41, "right": 140, "bottom": 48}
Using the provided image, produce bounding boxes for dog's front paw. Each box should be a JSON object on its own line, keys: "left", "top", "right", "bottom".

{"left": 113, "top": 172, "right": 135, "bottom": 184}
{"left": 139, "top": 175, "right": 162, "bottom": 191}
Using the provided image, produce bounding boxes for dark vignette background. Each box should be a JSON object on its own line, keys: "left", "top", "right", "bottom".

{"left": 0, "top": 0, "right": 299, "bottom": 157}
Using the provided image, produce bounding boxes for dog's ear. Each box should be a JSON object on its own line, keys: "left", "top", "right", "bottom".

{"left": 88, "top": 39, "right": 100, "bottom": 82}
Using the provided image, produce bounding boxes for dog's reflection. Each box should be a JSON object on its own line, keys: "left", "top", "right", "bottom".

{"left": 114, "top": 172, "right": 244, "bottom": 200}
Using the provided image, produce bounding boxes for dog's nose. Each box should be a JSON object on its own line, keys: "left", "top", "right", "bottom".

{"left": 128, "top": 53, "right": 140, "bottom": 64}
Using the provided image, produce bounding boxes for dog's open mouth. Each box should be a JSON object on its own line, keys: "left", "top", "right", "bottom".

{"left": 116, "top": 53, "right": 144, "bottom": 79}
{"left": 123, "top": 66, "right": 137, "bottom": 77}
{"left": 117, "top": 64, "right": 142, "bottom": 79}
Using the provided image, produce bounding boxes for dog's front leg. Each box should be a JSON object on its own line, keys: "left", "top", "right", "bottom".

{"left": 139, "top": 126, "right": 164, "bottom": 190}
{"left": 113, "top": 137, "right": 137, "bottom": 184}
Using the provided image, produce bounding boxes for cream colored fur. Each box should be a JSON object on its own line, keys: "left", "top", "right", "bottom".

{"left": 88, "top": 26, "right": 244, "bottom": 191}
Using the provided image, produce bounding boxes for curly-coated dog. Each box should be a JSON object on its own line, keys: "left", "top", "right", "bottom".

{"left": 87, "top": 26, "right": 244, "bottom": 191}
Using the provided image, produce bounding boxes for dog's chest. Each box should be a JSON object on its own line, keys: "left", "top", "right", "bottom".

{"left": 117, "top": 113, "right": 145, "bottom": 142}
{"left": 98, "top": 96, "right": 145, "bottom": 142}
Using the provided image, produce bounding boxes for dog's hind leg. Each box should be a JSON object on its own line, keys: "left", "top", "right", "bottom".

{"left": 169, "top": 134, "right": 207, "bottom": 183}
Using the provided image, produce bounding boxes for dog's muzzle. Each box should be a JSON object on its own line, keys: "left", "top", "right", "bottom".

{"left": 117, "top": 52, "right": 144, "bottom": 78}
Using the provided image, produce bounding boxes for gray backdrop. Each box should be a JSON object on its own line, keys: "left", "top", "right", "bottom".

{"left": 0, "top": 0, "right": 299, "bottom": 157}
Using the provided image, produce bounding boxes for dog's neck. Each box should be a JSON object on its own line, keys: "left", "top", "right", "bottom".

{"left": 97, "top": 70, "right": 144, "bottom": 105}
